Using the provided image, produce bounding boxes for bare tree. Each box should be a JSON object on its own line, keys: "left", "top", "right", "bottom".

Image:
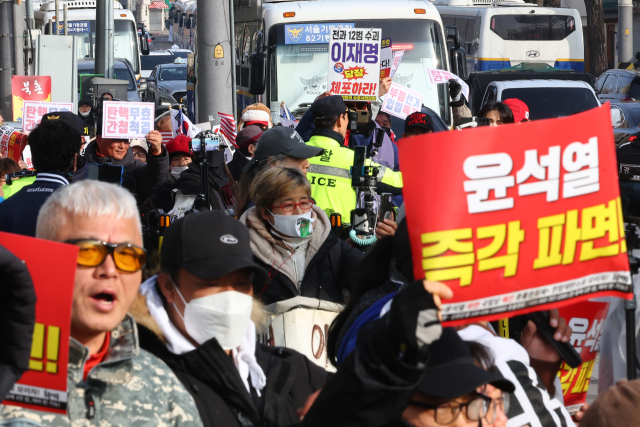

{"left": 584, "top": 0, "right": 608, "bottom": 75}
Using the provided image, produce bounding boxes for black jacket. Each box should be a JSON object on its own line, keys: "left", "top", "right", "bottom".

{"left": 81, "top": 139, "right": 169, "bottom": 204}
{"left": 137, "top": 324, "right": 329, "bottom": 427}
{"left": 0, "top": 172, "right": 69, "bottom": 237}
{"left": 78, "top": 111, "right": 96, "bottom": 139}
{"left": 0, "top": 244, "right": 36, "bottom": 402}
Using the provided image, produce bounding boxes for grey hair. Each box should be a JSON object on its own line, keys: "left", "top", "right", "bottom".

{"left": 36, "top": 180, "right": 141, "bottom": 241}
{"left": 267, "top": 154, "right": 294, "bottom": 168}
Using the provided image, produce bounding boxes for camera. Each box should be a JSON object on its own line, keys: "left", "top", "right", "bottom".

{"left": 456, "top": 116, "right": 491, "bottom": 130}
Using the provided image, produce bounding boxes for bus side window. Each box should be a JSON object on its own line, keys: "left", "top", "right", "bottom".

{"left": 454, "top": 18, "right": 467, "bottom": 45}
{"left": 471, "top": 16, "right": 481, "bottom": 56}
{"left": 235, "top": 23, "right": 244, "bottom": 63}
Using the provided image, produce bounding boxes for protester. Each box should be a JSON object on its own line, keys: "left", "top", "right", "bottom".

{"left": 128, "top": 139, "right": 147, "bottom": 163}
{"left": 156, "top": 110, "right": 172, "bottom": 131}
{"left": 101, "top": 92, "right": 114, "bottom": 101}
{"left": 579, "top": 379, "right": 638, "bottom": 427}
{"left": 0, "top": 159, "right": 21, "bottom": 201}
{"left": 478, "top": 101, "right": 514, "bottom": 126}
{"left": 78, "top": 99, "right": 96, "bottom": 139}
{"left": 228, "top": 125, "right": 263, "bottom": 182}
{"left": 402, "top": 112, "right": 435, "bottom": 139}
{"left": 0, "top": 245, "right": 36, "bottom": 402}
{"left": 374, "top": 111, "right": 396, "bottom": 144}
{"left": 131, "top": 210, "right": 329, "bottom": 427}
{"left": 0, "top": 113, "right": 83, "bottom": 236}
{"left": 306, "top": 95, "right": 403, "bottom": 217}
{"left": 237, "top": 103, "right": 273, "bottom": 131}
{"left": 79, "top": 117, "right": 169, "bottom": 204}
{"left": 150, "top": 135, "right": 195, "bottom": 212}
{"left": 240, "top": 167, "right": 363, "bottom": 304}
{"left": 503, "top": 98, "right": 530, "bottom": 123}
{"left": 236, "top": 126, "right": 323, "bottom": 217}
{"left": 0, "top": 180, "right": 203, "bottom": 426}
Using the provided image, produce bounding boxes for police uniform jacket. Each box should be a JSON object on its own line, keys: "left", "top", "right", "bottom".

{"left": 306, "top": 128, "right": 403, "bottom": 217}
{"left": 0, "top": 171, "right": 69, "bottom": 237}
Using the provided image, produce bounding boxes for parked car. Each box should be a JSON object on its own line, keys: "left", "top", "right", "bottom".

{"left": 146, "top": 58, "right": 188, "bottom": 107}
{"left": 78, "top": 58, "right": 145, "bottom": 103}
{"left": 138, "top": 28, "right": 155, "bottom": 50}
{"left": 610, "top": 100, "right": 640, "bottom": 146}
{"left": 166, "top": 48, "right": 192, "bottom": 59}
{"left": 594, "top": 69, "right": 640, "bottom": 102}
{"left": 479, "top": 80, "right": 600, "bottom": 120}
{"left": 141, "top": 50, "right": 175, "bottom": 78}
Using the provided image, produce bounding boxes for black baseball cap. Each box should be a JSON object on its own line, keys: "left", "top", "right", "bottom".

{"left": 41, "top": 111, "right": 85, "bottom": 135}
{"left": 310, "top": 95, "right": 347, "bottom": 120}
{"left": 254, "top": 126, "right": 323, "bottom": 160}
{"left": 416, "top": 328, "right": 514, "bottom": 398}
{"left": 161, "top": 211, "right": 269, "bottom": 282}
{"left": 79, "top": 99, "right": 92, "bottom": 107}
{"left": 404, "top": 112, "right": 434, "bottom": 133}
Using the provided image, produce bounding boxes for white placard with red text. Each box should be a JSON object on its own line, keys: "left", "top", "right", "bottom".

{"left": 22, "top": 101, "right": 74, "bottom": 133}
{"left": 389, "top": 50, "right": 404, "bottom": 79}
{"left": 101, "top": 101, "right": 154, "bottom": 139}
{"left": 424, "top": 68, "right": 469, "bottom": 101}
{"left": 381, "top": 82, "right": 423, "bottom": 120}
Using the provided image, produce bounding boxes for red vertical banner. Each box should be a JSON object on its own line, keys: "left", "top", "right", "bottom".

{"left": 557, "top": 300, "right": 610, "bottom": 413}
{"left": 0, "top": 232, "right": 77, "bottom": 414}
{"left": 11, "top": 76, "right": 52, "bottom": 122}
{"left": 398, "top": 104, "right": 631, "bottom": 326}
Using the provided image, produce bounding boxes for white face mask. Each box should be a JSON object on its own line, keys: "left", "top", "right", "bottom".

{"left": 172, "top": 284, "right": 253, "bottom": 350}
{"left": 79, "top": 110, "right": 91, "bottom": 117}
{"left": 269, "top": 210, "right": 315, "bottom": 238}
{"left": 171, "top": 166, "right": 188, "bottom": 179}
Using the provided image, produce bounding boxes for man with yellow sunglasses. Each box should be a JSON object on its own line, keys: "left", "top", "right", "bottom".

{"left": 0, "top": 180, "right": 203, "bottom": 427}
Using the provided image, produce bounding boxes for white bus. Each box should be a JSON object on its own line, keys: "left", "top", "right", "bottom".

{"left": 435, "top": 0, "right": 584, "bottom": 76}
{"left": 35, "top": 0, "right": 143, "bottom": 79}
{"left": 233, "top": 0, "right": 455, "bottom": 126}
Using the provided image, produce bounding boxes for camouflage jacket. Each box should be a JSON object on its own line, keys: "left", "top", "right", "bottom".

{"left": 0, "top": 315, "right": 203, "bottom": 427}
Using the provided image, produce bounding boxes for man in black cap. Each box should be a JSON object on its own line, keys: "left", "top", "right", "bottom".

{"left": 132, "top": 210, "right": 329, "bottom": 427}
{"left": 250, "top": 126, "right": 324, "bottom": 175}
{"left": 306, "top": 95, "right": 404, "bottom": 217}
{"left": 402, "top": 111, "right": 434, "bottom": 139}
{"left": 227, "top": 125, "right": 263, "bottom": 182}
{"left": 0, "top": 112, "right": 84, "bottom": 236}
{"left": 77, "top": 99, "right": 96, "bottom": 141}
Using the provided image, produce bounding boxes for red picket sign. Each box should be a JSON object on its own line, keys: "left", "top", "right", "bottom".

{"left": 398, "top": 104, "right": 632, "bottom": 326}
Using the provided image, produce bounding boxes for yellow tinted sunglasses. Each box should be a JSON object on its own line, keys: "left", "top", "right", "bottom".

{"left": 65, "top": 239, "right": 147, "bottom": 273}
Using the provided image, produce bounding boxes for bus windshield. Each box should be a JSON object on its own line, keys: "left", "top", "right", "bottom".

{"left": 490, "top": 15, "right": 576, "bottom": 41}
{"left": 268, "top": 19, "right": 450, "bottom": 124}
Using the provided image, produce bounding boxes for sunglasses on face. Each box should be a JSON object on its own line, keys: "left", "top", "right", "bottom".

{"left": 65, "top": 239, "right": 147, "bottom": 273}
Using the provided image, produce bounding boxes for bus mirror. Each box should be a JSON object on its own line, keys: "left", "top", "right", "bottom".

{"left": 449, "top": 48, "right": 467, "bottom": 79}
{"left": 249, "top": 52, "right": 267, "bottom": 95}
{"left": 139, "top": 33, "right": 150, "bottom": 55}
{"left": 446, "top": 26, "right": 461, "bottom": 50}
{"left": 256, "top": 30, "right": 264, "bottom": 55}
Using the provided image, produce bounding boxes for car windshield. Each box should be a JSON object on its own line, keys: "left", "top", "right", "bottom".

{"left": 141, "top": 55, "right": 175, "bottom": 70}
{"left": 268, "top": 19, "right": 450, "bottom": 125}
{"left": 160, "top": 66, "right": 187, "bottom": 81}
{"left": 171, "top": 51, "right": 191, "bottom": 58}
{"left": 501, "top": 87, "right": 599, "bottom": 119}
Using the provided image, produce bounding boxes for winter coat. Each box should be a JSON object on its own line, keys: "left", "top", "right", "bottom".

{"left": 81, "top": 139, "right": 170, "bottom": 204}
{"left": 0, "top": 245, "right": 36, "bottom": 402}
{"left": 239, "top": 205, "right": 363, "bottom": 305}
{"left": 131, "top": 294, "right": 330, "bottom": 427}
{"left": 0, "top": 315, "right": 203, "bottom": 427}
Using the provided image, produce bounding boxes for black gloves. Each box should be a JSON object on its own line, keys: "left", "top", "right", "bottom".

{"left": 449, "top": 78, "right": 465, "bottom": 108}
{"left": 387, "top": 280, "right": 442, "bottom": 357}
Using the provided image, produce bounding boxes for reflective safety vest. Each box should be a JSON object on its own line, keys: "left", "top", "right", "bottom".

{"left": 306, "top": 134, "right": 403, "bottom": 218}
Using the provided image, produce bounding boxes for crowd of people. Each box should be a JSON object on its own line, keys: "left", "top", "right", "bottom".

{"left": 0, "top": 83, "right": 632, "bottom": 427}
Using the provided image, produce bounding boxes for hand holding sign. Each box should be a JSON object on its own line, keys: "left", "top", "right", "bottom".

{"left": 102, "top": 101, "right": 155, "bottom": 140}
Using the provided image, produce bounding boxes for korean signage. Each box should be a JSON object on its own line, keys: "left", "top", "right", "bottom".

{"left": 11, "top": 76, "right": 52, "bottom": 122}
{"left": 0, "top": 125, "right": 28, "bottom": 162}
{"left": 0, "top": 232, "right": 77, "bottom": 414}
{"left": 101, "top": 101, "right": 154, "bottom": 139}
{"left": 398, "top": 105, "right": 632, "bottom": 325}
{"left": 381, "top": 82, "right": 422, "bottom": 120}
{"left": 389, "top": 50, "right": 404, "bottom": 79}
{"left": 558, "top": 300, "right": 610, "bottom": 414}
{"left": 380, "top": 38, "right": 392, "bottom": 78}
{"left": 328, "top": 27, "right": 382, "bottom": 101}
{"left": 425, "top": 68, "right": 469, "bottom": 101}
{"left": 22, "top": 101, "right": 74, "bottom": 133}
{"left": 285, "top": 23, "right": 354, "bottom": 44}
{"left": 57, "top": 21, "right": 90, "bottom": 34}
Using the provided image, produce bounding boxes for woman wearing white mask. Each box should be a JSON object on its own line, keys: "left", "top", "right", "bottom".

{"left": 240, "top": 166, "right": 363, "bottom": 305}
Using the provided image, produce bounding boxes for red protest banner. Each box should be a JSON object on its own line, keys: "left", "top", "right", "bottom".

{"left": 557, "top": 300, "right": 609, "bottom": 414}
{"left": 11, "top": 76, "right": 52, "bottom": 122}
{"left": 398, "top": 104, "right": 631, "bottom": 326}
{"left": 0, "top": 232, "right": 77, "bottom": 414}
{"left": 0, "top": 126, "right": 28, "bottom": 162}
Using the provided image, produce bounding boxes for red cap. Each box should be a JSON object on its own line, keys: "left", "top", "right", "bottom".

{"left": 166, "top": 135, "right": 192, "bottom": 155}
{"left": 503, "top": 98, "right": 530, "bottom": 123}
{"left": 244, "top": 120, "right": 270, "bottom": 128}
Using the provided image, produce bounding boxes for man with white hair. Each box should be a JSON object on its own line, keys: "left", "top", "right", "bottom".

{"left": 0, "top": 180, "right": 203, "bottom": 427}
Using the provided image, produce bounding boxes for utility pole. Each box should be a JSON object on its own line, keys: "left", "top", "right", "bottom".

{"left": 14, "top": 0, "right": 25, "bottom": 75}
{"left": 619, "top": 0, "right": 634, "bottom": 64}
{"left": 196, "top": 0, "right": 233, "bottom": 124}
{"left": 25, "top": 0, "right": 34, "bottom": 29}
{"left": 95, "top": 0, "right": 114, "bottom": 79}
{"left": 0, "top": 0, "right": 15, "bottom": 120}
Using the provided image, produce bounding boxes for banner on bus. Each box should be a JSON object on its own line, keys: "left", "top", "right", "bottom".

{"left": 11, "top": 76, "right": 52, "bottom": 123}
{"left": 285, "top": 23, "right": 354, "bottom": 45}
{"left": 398, "top": 104, "right": 632, "bottom": 325}
{"left": 558, "top": 300, "right": 610, "bottom": 414}
{"left": 328, "top": 27, "right": 382, "bottom": 101}
{"left": 0, "top": 232, "right": 77, "bottom": 414}
{"left": 22, "top": 101, "right": 74, "bottom": 133}
{"left": 102, "top": 101, "right": 154, "bottom": 139}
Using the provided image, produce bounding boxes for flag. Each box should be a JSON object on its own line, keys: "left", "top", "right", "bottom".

{"left": 159, "top": 131, "right": 173, "bottom": 144}
{"left": 218, "top": 112, "right": 239, "bottom": 148}
{"left": 280, "top": 101, "right": 298, "bottom": 129}
{"left": 170, "top": 109, "right": 202, "bottom": 139}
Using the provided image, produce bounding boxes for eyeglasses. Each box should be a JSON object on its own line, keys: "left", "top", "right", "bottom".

{"left": 409, "top": 393, "right": 492, "bottom": 425}
{"left": 482, "top": 393, "right": 510, "bottom": 424}
{"left": 133, "top": 151, "right": 147, "bottom": 159}
{"left": 65, "top": 239, "right": 147, "bottom": 273}
{"left": 269, "top": 200, "right": 314, "bottom": 212}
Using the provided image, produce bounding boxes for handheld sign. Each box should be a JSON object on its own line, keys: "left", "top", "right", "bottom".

{"left": 424, "top": 68, "right": 469, "bottom": 101}
{"left": 22, "top": 101, "right": 74, "bottom": 133}
{"left": 389, "top": 50, "right": 404, "bottom": 79}
{"left": 11, "top": 76, "right": 52, "bottom": 123}
{"left": 328, "top": 27, "right": 382, "bottom": 101}
{"left": 0, "top": 232, "right": 77, "bottom": 414}
{"left": 380, "top": 38, "right": 392, "bottom": 79}
{"left": 398, "top": 105, "right": 632, "bottom": 325}
{"left": 102, "top": 101, "right": 154, "bottom": 139}
{"left": 381, "top": 82, "right": 423, "bottom": 120}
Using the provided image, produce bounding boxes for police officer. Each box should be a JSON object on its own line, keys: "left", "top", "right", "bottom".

{"left": 306, "top": 95, "right": 403, "bottom": 217}
{"left": 0, "top": 112, "right": 83, "bottom": 236}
